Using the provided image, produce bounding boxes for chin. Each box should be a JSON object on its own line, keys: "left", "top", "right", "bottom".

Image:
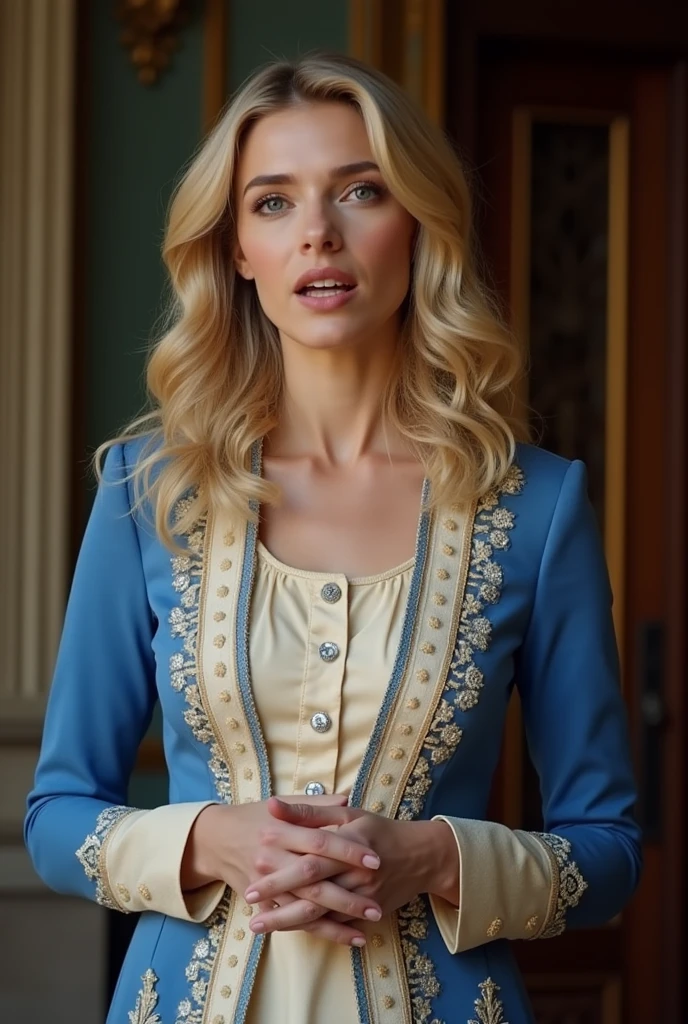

{"left": 299, "top": 331, "right": 360, "bottom": 351}
{"left": 282, "top": 321, "right": 365, "bottom": 351}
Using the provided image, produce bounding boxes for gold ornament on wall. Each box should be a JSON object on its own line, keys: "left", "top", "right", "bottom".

{"left": 116, "top": 0, "right": 191, "bottom": 86}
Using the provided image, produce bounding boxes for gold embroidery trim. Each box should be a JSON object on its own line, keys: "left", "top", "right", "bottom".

{"left": 399, "top": 465, "right": 524, "bottom": 820}
{"left": 128, "top": 969, "right": 161, "bottom": 1024}
{"left": 194, "top": 508, "right": 271, "bottom": 1024}
{"left": 468, "top": 978, "right": 509, "bottom": 1024}
{"left": 397, "top": 896, "right": 443, "bottom": 1024}
{"left": 174, "top": 893, "right": 231, "bottom": 1024}
{"left": 530, "top": 833, "right": 588, "bottom": 938}
{"left": 168, "top": 502, "right": 233, "bottom": 802}
{"left": 396, "top": 465, "right": 524, "bottom": 1024}
{"left": 76, "top": 805, "right": 137, "bottom": 911}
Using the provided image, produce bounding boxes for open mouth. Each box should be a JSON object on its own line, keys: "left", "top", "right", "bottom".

{"left": 297, "top": 282, "right": 357, "bottom": 298}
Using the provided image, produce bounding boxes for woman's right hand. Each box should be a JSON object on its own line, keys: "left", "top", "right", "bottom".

{"left": 181, "top": 796, "right": 382, "bottom": 945}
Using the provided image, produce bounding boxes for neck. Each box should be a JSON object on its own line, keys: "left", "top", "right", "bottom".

{"left": 269, "top": 326, "right": 410, "bottom": 466}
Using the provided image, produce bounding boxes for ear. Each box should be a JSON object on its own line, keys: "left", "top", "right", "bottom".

{"left": 233, "top": 242, "right": 255, "bottom": 281}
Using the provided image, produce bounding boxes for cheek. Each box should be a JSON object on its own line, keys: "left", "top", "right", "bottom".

{"left": 240, "top": 233, "right": 285, "bottom": 279}
{"left": 361, "top": 217, "right": 415, "bottom": 278}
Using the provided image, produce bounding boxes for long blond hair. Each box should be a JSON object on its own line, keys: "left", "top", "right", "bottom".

{"left": 97, "top": 51, "right": 527, "bottom": 548}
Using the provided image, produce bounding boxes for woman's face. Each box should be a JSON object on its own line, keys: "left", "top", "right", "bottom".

{"left": 233, "top": 101, "right": 417, "bottom": 353}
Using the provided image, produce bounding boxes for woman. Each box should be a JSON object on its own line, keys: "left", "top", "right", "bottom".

{"left": 25, "top": 52, "right": 641, "bottom": 1024}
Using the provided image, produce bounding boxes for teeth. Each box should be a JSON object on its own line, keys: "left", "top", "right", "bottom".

{"left": 309, "top": 279, "right": 348, "bottom": 288}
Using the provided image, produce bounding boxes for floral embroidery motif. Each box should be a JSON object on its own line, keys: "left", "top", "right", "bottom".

{"left": 76, "top": 805, "right": 135, "bottom": 910}
{"left": 393, "top": 467, "right": 523, "bottom": 1023}
{"left": 531, "top": 833, "right": 588, "bottom": 938}
{"left": 129, "top": 969, "right": 161, "bottom": 1024}
{"left": 175, "top": 894, "right": 231, "bottom": 1023}
{"left": 398, "top": 465, "right": 524, "bottom": 820}
{"left": 469, "top": 978, "right": 508, "bottom": 1024}
{"left": 168, "top": 500, "right": 232, "bottom": 802}
{"left": 397, "top": 896, "right": 444, "bottom": 1024}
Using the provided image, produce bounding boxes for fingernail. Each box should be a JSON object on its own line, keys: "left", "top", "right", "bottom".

{"left": 245, "top": 891, "right": 259, "bottom": 903}
{"left": 351, "top": 936, "right": 366, "bottom": 947}
{"left": 362, "top": 855, "right": 380, "bottom": 869}
{"left": 251, "top": 921, "right": 265, "bottom": 932}
{"left": 364, "top": 908, "right": 382, "bottom": 921}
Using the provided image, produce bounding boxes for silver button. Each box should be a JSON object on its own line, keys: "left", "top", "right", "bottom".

{"left": 310, "top": 712, "right": 332, "bottom": 733}
{"left": 321, "top": 582, "right": 342, "bottom": 604}
{"left": 305, "top": 781, "right": 326, "bottom": 796}
{"left": 319, "top": 641, "right": 339, "bottom": 662}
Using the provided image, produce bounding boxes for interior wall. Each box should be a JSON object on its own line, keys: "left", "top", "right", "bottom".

{"left": 83, "top": 0, "right": 349, "bottom": 465}
{"left": 6, "top": 5, "right": 353, "bottom": 1022}
{"left": 83, "top": 0, "right": 205, "bottom": 460}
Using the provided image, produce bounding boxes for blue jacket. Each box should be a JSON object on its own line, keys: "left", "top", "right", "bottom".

{"left": 25, "top": 440, "right": 641, "bottom": 1023}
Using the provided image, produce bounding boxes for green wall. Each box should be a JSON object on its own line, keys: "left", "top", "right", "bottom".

{"left": 85, "top": 0, "right": 205, "bottom": 457}
{"left": 85, "top": 0, "right": 349, "bottom": 805}
{"left": 227, "top": 0, "right": 349, "bottom": 90}
{"left": 85, "top": 0, "right": 349, "bottom": 462}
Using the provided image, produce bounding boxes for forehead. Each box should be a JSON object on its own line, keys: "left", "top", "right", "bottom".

{"left": 235, "top": 102, "right": 373, "bottom": 181}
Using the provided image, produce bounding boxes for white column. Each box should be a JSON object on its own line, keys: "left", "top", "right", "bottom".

{"left": 0, "top": 0, "right": 75, "bottom": 731}
{"left": 0, "top": 10, "right": 107, "bottom": 1021}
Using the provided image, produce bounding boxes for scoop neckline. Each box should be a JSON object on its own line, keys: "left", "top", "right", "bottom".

{"left": 255, "top": 538, "right": 416, "bottom": 586}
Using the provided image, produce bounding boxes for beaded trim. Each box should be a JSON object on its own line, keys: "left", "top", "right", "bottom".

{"left": 76, "top": 805, "right": 136, "bottom": 911}
{"left": 398, "top": 465, "right": 524, "bottom": 820}
{"left": 469, "top": 978, "right": 508, "bottom": 1024}
{"left": 531, "top": 833, "right": 588, "bottom": 938}
{"left": 451, "top": 465, "right": 523, "bottom": 713}
{"left": 128, "top": 969, "right": 161, "bottom": 1024}
{"left": 175, "top": 894, "right": 231, "bottom": 1024}
{"left": 397, "top": 896, "right": 444, "bottom": 1024}
{"left": 168, "top": 499, "right": 232, "bottom": 802}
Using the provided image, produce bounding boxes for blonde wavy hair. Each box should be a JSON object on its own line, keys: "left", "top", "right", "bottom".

{"left": 98, "top": 51, "right": 528, "bottom": 549}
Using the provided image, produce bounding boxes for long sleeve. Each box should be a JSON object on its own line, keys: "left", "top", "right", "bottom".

{"left": 24, "top": 443, "right": 225, "bottom": 922}
{"left": 429, "top": 459, "right": 642, "bottom": 953}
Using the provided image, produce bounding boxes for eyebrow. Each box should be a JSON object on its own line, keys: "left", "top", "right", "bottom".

{"left": 242, "top": 161, "right": 381, "bottom": 197}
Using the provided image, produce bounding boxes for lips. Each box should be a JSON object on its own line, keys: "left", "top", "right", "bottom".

{"left": 293, "top": 266, "right": 357, "bottom": 293}
{"left": 295, "top": 283, "right": 358, "bottom": 312}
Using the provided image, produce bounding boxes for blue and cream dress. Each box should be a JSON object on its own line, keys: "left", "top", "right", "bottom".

{"left": 25, "top": 439, "right": 641, "bottom": 1023}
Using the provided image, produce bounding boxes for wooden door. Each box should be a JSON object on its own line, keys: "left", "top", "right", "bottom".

{"left": 444, "top": 24, "right": 687, "bottom": 1024}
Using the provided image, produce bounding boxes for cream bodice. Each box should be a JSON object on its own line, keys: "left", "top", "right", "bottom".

{"left": 246, "top": 540, "right": 414, "bottom": 1024}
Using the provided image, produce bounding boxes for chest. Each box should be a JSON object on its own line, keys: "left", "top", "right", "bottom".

{"left": 142, "top": 458, "right": 530, "bottom": 813}
{"left": 259, "top": 456, "right": 427, "bottom": 577}
{"left": 247, "top": 551, "right": 412, "bottom": 796}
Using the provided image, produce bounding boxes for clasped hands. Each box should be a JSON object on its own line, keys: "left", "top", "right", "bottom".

{"left": 241, "top": 794, "right": 456, "bottom": 946}
{"left": 184, "top": 793, "right": 458, "bottom": 948}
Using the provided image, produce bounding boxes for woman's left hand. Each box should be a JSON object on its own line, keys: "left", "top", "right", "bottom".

{"left": 245, "top": 798, "right": 459, "bottom": 937}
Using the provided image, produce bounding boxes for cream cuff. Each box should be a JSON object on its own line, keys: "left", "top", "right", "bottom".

{"left": 101, "top": 801, "right": 226, "bottom": 920}
{"left": 428, "top": 815, "right": 554, "bottom": 953}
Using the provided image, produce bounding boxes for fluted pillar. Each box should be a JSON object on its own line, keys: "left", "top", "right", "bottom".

{"left": 0, "top": 0, "right": 75, "bottom": 729}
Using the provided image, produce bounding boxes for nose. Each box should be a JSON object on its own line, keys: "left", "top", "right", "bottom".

{"left": 299, "top": 201, "right": 343, "bottom": 254}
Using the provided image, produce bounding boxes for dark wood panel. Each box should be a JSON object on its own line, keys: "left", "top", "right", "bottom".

{"left": 455, "top": 1, "right": 688, "bottom": 52}
{"left": 664, "top": 62, "right": 688, "bottom": 1024}
{"left": 516, "top": 928, "right": 622, "bottom": 974}
{"left": 526, "top": 971, "right": 621, "bottom": 1024}
{"left": 448, "top": 26, "right": 684, "bottom": 1021}
{"left": 621, "top": 66, "right": 671, "bottom": 1024}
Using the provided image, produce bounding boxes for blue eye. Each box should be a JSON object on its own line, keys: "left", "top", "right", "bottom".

{"left": 251, "top": 180, "right": 385, "bottom": 216}
{"left": 349, "top": 184, "right": 379, "bottom": 201}
{"left": 253, "top": 194, "right": 286, "bottom": 215}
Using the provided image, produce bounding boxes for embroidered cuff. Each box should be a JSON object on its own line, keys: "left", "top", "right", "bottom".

{"left": 97, "top": 801, "right": 226, "bottom": 920}
{"left": 76, "top": 805, "right": 138, "bottom": 910}
{"left": 528, "top": 832, "right": 588, "bottom": 938}
{"left": 428, "top": 816, "right": 554, "bottom": 953}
